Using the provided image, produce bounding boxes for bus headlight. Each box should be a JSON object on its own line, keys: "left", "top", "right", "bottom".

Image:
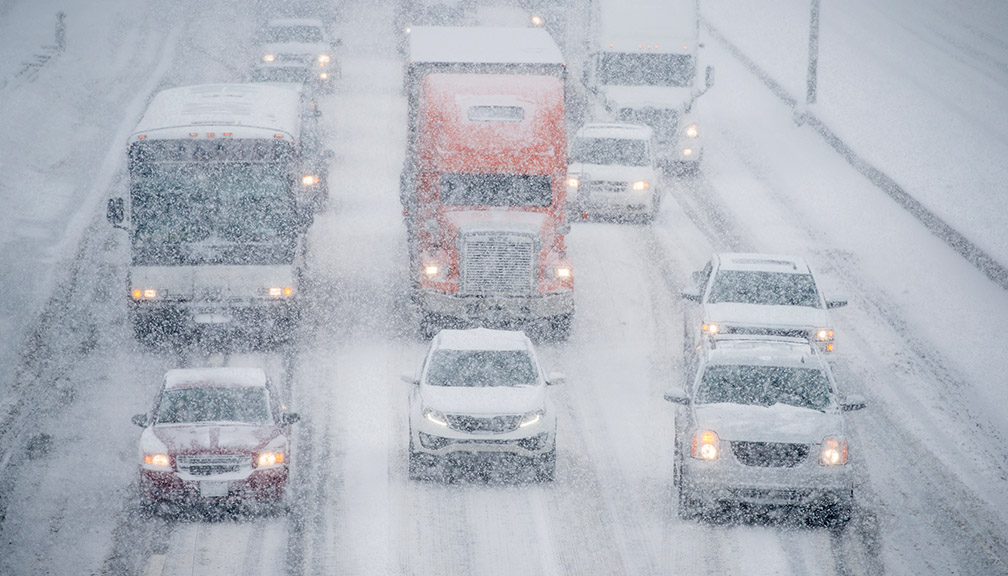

{"left": 631, "top": 180, "right": 649, "bottom": 191}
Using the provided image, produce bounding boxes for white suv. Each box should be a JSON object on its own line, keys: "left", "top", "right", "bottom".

{"left": 566, "top": 122, "right": 662, "bottom": 222}
{"left": 682, "top": 253, "right": 847, "bottom": 356}
{"left": 252, "top": 18, "right": 341, "bottom": 93}
{"left": 665, "top": 335, "right": 866, "bottom": 526}
{"left": 404, "top": 328, "right": 563, "bottom": 481}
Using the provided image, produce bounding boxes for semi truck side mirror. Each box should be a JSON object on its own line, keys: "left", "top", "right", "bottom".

{"left": 107, "top": 198, "right": 125, "bottom": 227}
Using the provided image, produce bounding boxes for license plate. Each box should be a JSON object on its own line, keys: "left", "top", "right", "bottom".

{"left": 193, "top": 313, "right": 233, "bottom": 325}
{"left": 199, "top": 481, "right": 228, "bottom": 498}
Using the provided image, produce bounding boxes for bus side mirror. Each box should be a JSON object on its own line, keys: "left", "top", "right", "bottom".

{"left": 107, "top": 198, "right": 125, "bottom": 227}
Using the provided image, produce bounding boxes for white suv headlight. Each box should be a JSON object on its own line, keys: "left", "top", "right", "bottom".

{"left": 519, "top": 409, "right": 545, "bottom": 428}
{"left": 423, "top": 407, "right": 448, "bottom": 427}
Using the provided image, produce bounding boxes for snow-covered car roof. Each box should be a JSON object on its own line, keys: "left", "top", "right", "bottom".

{"left": 163, "top": 367, "right": 269, "bottom": 390}
{"left": 715, "top": 252, "right": 812, "bottom": 274}
{"left": 265, "top": 17, "right": 326, "bottom": 28}
{"left": 575, "top": 122, "right": 654, "bottom": 140}
{"left": 129, "top": 83, "right": 303, "bottom": 143}
{"left": 408, "top": 26, "right": 563, "bottom": 66}
{"left": 432, "top": 327, "right": 534, "bottom": 352}
{"left": 705, "top": 335, "right": 822, "bottom": 368}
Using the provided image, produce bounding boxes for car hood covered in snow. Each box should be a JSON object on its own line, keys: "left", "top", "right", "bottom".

{"left": 145, "top": 423, "right": 281, "bottom": 454}
{"left": 566, "top": 163, "right": 655, "bottom": 183}
{"left": 693, "top": 403, "right": 843, "bottom": 443}
{"left": 704, "top": 302, "right": 830, "bottom": 330}
{"left": 420, "top": 384, "right": 547, "bottom": 416}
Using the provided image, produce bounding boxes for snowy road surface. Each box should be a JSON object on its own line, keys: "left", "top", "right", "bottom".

{"left": 0, "top": 0, "right": 1006, "bottom": 575}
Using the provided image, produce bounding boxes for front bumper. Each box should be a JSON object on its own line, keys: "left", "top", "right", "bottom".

{"left": 129, "top": 299, "right": 299, "bottom": 335}
{"left": 416, "top": 289, "right": 574, "bottom": 323}
{"left": 139, "top": 467, "right": 288, "bottom": 503}
{"left": 681, "top": 455, "right": 853, "bottom": 509}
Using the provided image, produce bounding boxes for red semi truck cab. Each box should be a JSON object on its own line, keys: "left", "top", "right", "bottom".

{"left": 408, "top": 72, "right": 574, "bottom": 339}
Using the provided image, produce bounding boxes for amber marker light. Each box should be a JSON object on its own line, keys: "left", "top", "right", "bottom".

{"left": 692, "top": 430, "right": 720, "bottom": 460}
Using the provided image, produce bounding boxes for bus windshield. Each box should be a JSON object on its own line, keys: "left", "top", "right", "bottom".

{"left": 130, "top": 163, "right": 298, "bottom": 266}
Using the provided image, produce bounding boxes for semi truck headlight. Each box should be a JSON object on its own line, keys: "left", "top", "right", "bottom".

{"left": 424, "top": 265, "right": 439, "bottom": 277}
{"left": 820, "top": 437, "right": 847, "bottom": 466}
{"left": 132, "top": 288, "right": 158, "bottom": 300}
{"left": 262, "top": 54, "right": 275, "bottom": 62}
{"left": 685, "top": 123, "right": 699, "bottom": 138}
{"left": 319, "top": 72, "right": 329, "bottom": 80}
{"left": 268, "top": 286, "right": 294, "bottom": 298}
{"left": 553, "top": 266, "right": 572, "bottom": 279}
{"left": 565, "top": 176, "right": 580, "bottom": 188}
{"left": 691, "top": 430, "right": 720, "bottom": 460}
{"left": 632, "top": 180, "right": 649, "bottom": 191}
{"left": 302, "top": 174, "right": 320, "bottom": 186}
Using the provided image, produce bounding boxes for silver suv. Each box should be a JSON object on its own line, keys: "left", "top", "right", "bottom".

{"left": 664, "top": 335, "right": 865, "bottom": 526}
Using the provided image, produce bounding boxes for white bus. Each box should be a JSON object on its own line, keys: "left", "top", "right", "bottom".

{"left": 106, "top": 83, "right": 326, "bottom": 342}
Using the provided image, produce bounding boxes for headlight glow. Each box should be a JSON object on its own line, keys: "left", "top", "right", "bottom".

{"left": 318, "top": 54, "right": 331, "bottom": 65}
{"left": 632, "top": 180, "right": 649, "bottom": 191}
{"left": 820, "top": 437, "right": 847, "bottom": 466}
{"left": 530, "top": 14, "right": 545, "bottom": 27}
{"left": 268, "top": 286, "right": 294, "bottom": 298}
{"left": 519, "top": 410, "right": 544, "bottom": 428}
{"left": 302, "top": 174, "right": 320, "bottom": 186}
{"left": 566, "top": 176, "right": 580, "bottom": 188}
{"left": 555, "top": 266, "right": 572, "bottom": 279}
{"left": 701, "top": 322, "right": 719, "bottom": 335}
{"left": 257, "top": 451, "right": 285, "bottom": 467}
{"left": 685, "top": 123, "right": 699, "bottom": 138}
{"left": 682, "top": 148, "right": 694, "bottom": 157}
{"left": 424, "top": 265, "right": 439, "bottom": 277}
{"left": 133, "top": 288, "right": 158, "bottom": 300}
{"left": 423, "top": 407, "right": 448, "bottom": 427}
{"left": 144, "top": 453, "right": 171, "bottom": 469}
{"left": 262, "top": 54, "right": 275, "bottom": 62}
{"left": 319, "top": 72, "right": 329, "bottom": 80}
{"left": 691, "top": 430, "right": 720, "bottom": 460}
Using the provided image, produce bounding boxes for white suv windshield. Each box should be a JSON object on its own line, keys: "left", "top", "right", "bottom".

{"left": 570, "top": 137, "right": 649, "bottom": 167}
{"left": 708, "top": 270, "right": 820, "bottom": 307}
{"left": 426, "top": 350, "right": 538, "bottom": 387}
{"left": 697, "top": 365, "right": 831, "bottom": 410}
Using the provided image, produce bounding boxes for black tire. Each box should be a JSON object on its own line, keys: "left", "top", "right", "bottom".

{"left": 814, "top": 500, "right": 853, "bottom": 529}
{"left": 534, "top": 450, "right": 556, "bottom": 482}
{"left": 547, "top": 313, "right": 572, "bottom": 341}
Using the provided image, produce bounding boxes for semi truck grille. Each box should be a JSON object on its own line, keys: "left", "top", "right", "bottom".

{"left": 732, "top": 442, "right": 809, "bottom": 467}
{"left": 460, "top": 232, "right": 536, "bottom": 296}
{"left": 446, "top": 414, "right": 522, "bottom": 434}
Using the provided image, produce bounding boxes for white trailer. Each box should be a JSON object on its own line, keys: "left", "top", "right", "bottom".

{"left": 585, "top": 0, "right": 713, "bottom": 173}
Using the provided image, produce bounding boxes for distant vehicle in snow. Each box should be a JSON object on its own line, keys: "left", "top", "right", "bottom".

{"left": 584, "top": 0, "right": 713, "bottom": 174}
{"left": 403, "top": 328, "right": 563, "bottom": 481}
{"left": 665, "top": 335, "right": 865, "bottom": 526}
{"left": 106, "top": 83, "right": 327, "bottom": 343}
{"left": 565, "top": 122, "right": 663, "bottom": 222}
{"left": 251, "top": 18, "right": 341, "bottom": 93}
{"left": 682, "top": 253, "right": 848, "bottom": 356}
{"left": 401, "top": 27, "right": 574, "bottom": 340}
{"left": 131, "top": 367, "right": 300, "bottom": 509}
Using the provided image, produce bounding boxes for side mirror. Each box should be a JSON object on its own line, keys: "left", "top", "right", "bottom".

{"left": 826, "top": 299, "right": 848, "bottom": 309}
{"left": 663, "top": 388, "right": 690, "bottom": 405}
{"left": 131, "top": 414, "right": 148, "bottom": 428}
{"left": 107, "top": 198, "right": 125, "bottom": 227}
{"left": 401, "top": 371, "right": 419, "bottom": 385}
{"left": 282, "top": 412, "right": 301, "bottom": 425}
{"left": 840, "top": 394, "right": 866, "bottom": 412}
{"left": 705, "top": 66, "right": 715, "bottom": 90}
{"left": 546, "top": 371, "right": 565, "bottom": 386}
{"left": 681, "top": 288, "right": 701, "bottom": 303}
